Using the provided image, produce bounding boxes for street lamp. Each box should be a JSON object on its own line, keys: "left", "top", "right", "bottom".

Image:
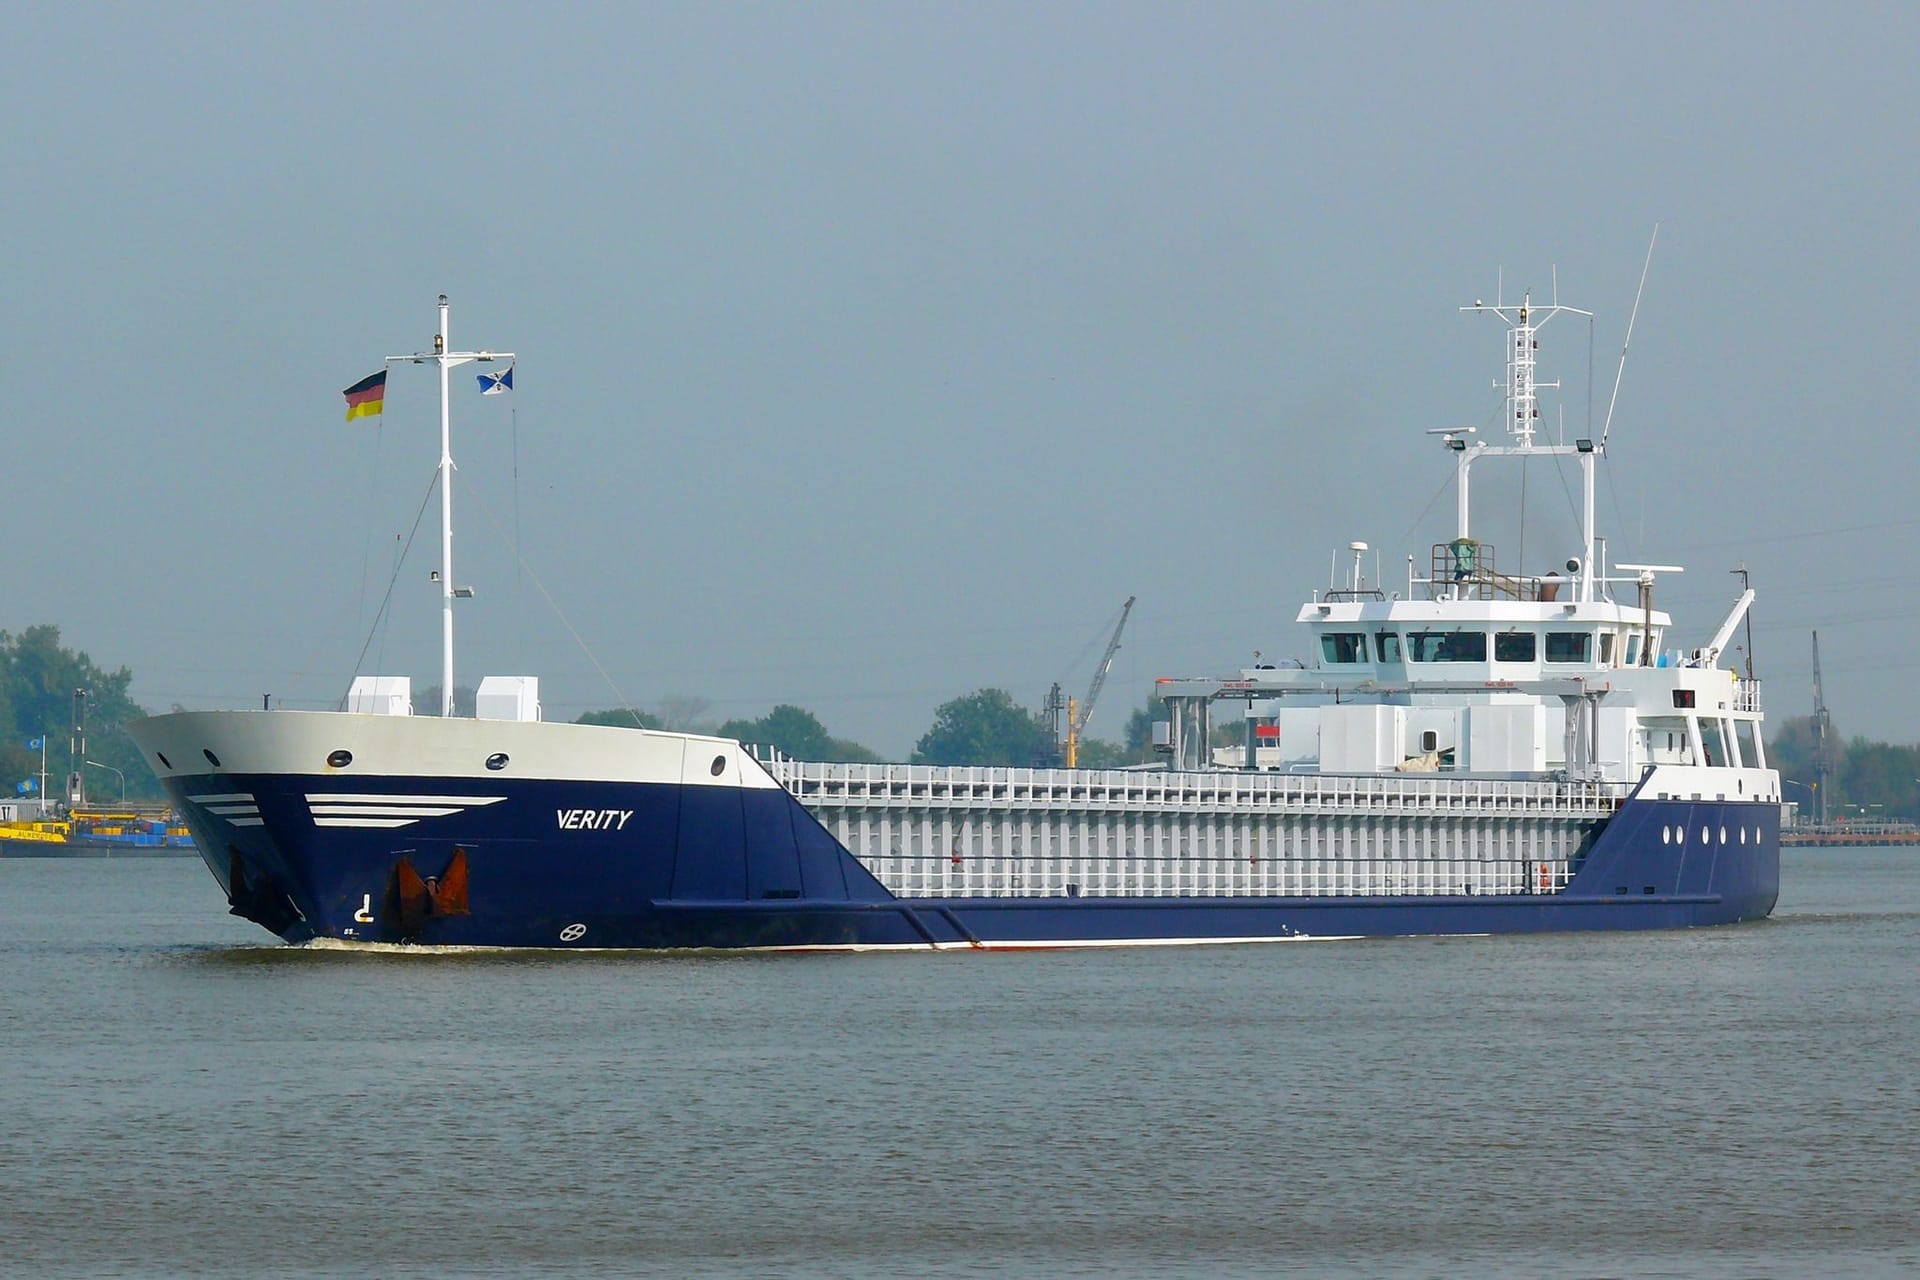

{"left": 83, "top": 760, "right": 125, "bottom": 804}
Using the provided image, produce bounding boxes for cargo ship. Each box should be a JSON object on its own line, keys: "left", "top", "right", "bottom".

{"left": 128, "top": 282, "right": 1778, "bottom": 949}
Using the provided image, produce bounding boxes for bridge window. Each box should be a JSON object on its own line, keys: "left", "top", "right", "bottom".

{"left": 1407, "top": 630, "right": 1487, "bottom": 663}
{"left": 1599, "top": 632, "right": 1616, "bottom": 665}
{"left": 1701, "top": 716, "right": 1728, "bottom": 766}
{"left": 1625, "top": 633, "right": 1643, "bottom": 665}
{"left": 1494, "top": 631, "right": 1537, "bottom": 662}
{"left": 1375, "top": 631, "right": 1402, "bottom": 662}
{"left": 1545, "top": 631, "right": 1591, "bottom": 663}
{"left": 1321, "top": 632, "right": 1368, "bottom": 664}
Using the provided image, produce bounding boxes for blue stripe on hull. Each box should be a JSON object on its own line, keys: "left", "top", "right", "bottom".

{"left": 159, "top": 770, "right": 1779, "bottom": 950}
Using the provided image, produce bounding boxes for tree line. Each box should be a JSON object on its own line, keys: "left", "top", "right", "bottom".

{"left": 0, "top": 626, "right": 157, "bottom": 805}
{"left": 571, "top": 688, "right": 1162, "bottom": 769}
{"left": 585, "top": 696, "right": 1920, "bottom": 818}
{"left": 1764, "top": 715, "right": 1920, "bottom": 824}
{"left": 8, "top": 624, "right": 1920, "bottom": 819}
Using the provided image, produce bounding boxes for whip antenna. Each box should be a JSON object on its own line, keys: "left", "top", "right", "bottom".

{"left": 1599, "top": 223, "right": 1658, "bottom": 451}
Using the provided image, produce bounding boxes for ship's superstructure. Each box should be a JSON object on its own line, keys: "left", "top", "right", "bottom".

{"left": 128, "top": 278, "right": 1779, "bottom": 950}
{"left": 754, "top": 287, "right": 1776, "bottom": 929}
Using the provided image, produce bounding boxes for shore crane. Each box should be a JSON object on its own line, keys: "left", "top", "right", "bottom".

{"left": 1065, "top": 596, "right": 1135, "bottom": 768}
{"left": 1812, "top": 631, "right": 1835, "bottom": 826}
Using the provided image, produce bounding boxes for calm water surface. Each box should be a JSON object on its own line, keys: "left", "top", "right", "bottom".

{"left": 2, "top": 848, "right": 1916, "bottom": 1279}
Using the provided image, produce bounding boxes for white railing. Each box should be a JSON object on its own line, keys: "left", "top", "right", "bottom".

{"left": 753, "top": 752, "right": 1607, "bottom": 900}
{"left": 757, "top": 754, "right": 1632, "bottom": 819}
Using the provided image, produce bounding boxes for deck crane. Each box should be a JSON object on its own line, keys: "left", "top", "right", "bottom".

{"left": 1066, "top": 596, "right": 1135, "bottom": 768}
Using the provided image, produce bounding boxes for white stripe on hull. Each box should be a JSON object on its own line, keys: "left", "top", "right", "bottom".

{"left": 307, "top": 806, "right": 465, "bottom": 819}
{"left": 313, "top": 817, "right": 426, "bottom": 829}
{"left": 304, "top": 794, "right": 507, "bottom": 807}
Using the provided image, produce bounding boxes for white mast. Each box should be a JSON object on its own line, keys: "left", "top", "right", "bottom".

{"left": 389, "top": 295, "right": 513, "bottom": 717}
{"left": 1456, "top": 284, "right": 1596, "bottom": 601}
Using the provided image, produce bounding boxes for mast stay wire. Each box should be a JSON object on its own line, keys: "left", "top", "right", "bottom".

{"left": 344, "top": 468, "right": 441, "bottom": 706}
{"left": 354, "top": 410, "right": 386, "bottom": 650}
{"left": 457, "top": 468, "right": 647, "bottom": 728}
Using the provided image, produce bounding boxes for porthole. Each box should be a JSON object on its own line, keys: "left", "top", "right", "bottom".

{"left": 1661, "top": 825, "right": 1671, "bottom": 845}
{"left": 203, "top": 748, "right": 222, "bottom": 769}
{"left": 1700, "top": 827, "right": 1709, "bottom": 845}
{"left": 327, "top": 749, "right": 353, "bottom": 769}
{"left": 1719, "top": 826, "right": 1728, "bottom": 844}
{"left": 485, "top": 752, "right": 509, "bottom": 771}
{"left": 710, "top": 754, "right": 727, "bottom": 777}
{"left": 156, "top": 752, "right": 172, "bottom": 770}
{"left": 1677, "top": 825, "right": 1686, "bottom": 844}
{"left": 1740, "top": 827, "right": 1748, "bottom": 845}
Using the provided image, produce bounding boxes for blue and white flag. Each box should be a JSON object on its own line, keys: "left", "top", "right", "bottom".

{"left": 16, "top": 779, "right": 37, "bottom": 794}
{"left": 476, "top": 365, "right": 514, "bottom": 396}
{"left": 25, "top": 737, "right": 42, "bottom": 750}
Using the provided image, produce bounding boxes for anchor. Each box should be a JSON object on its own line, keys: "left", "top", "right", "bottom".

{"left": 384, "top": 847, "right": 472, "bottom": 940}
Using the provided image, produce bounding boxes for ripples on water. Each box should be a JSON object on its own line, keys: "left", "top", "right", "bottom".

{"left": 3, "top": 851, "right": 1917, "bottom": 1279}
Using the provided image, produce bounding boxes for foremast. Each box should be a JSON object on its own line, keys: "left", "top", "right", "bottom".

{"left": 386, "top": 296, "right": 513, "bottom": 717}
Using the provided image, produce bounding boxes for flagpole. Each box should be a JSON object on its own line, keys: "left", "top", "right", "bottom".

{"left": 386, "top": 295, "right": 513, "bottom": 719}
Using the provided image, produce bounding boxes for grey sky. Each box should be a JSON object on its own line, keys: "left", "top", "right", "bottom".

{"left": 6, "top": 3, "right": 1915, "bottom": 757}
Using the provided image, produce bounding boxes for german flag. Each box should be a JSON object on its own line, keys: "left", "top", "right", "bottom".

{"left": 342, "top": 370, "right": 387, "bottom": 421}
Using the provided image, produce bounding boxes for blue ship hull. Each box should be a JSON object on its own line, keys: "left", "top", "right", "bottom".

{"left": 156, "top": 767, "right": 1779, "bottom": 950}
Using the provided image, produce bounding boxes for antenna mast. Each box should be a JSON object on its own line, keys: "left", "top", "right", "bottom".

{"left": 1457, "top": 285, "right": 1595, "bottom": 599}
{"left": 389, "top": 296, "right": 514, "bottom": 717}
